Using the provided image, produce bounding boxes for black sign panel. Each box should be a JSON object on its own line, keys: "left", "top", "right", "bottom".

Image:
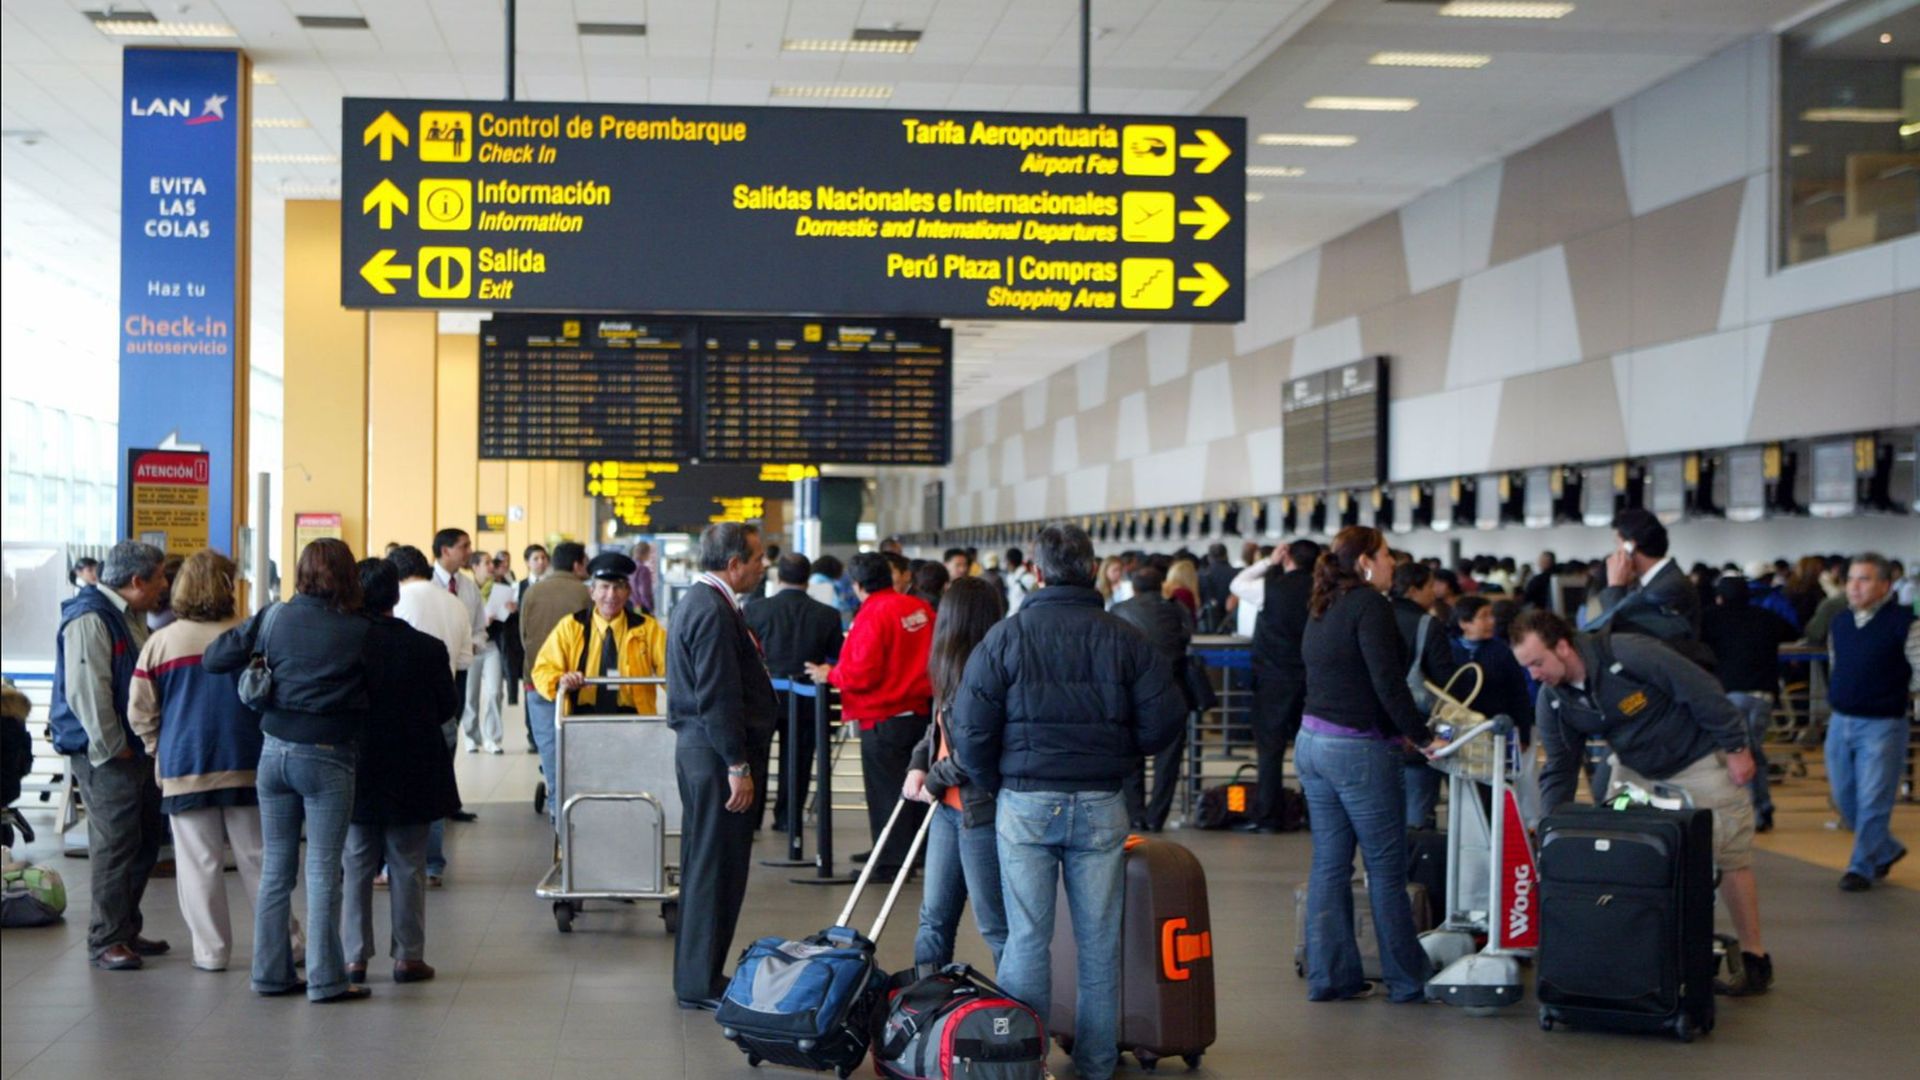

{"left": 1325, "top": 357, "right": 1387, "bottom": 490}
{"left": 341, "top": 99, "right": 1245, "bottom": 321}
{"left": 1281, "top": 372, "right": 1328, "bottom": 494}
{"left": 479, "top": 314, "right": 950, "bottom": 465}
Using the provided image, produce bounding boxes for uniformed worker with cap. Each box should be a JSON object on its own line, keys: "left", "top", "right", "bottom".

{"left": 530, "top": 552, "right": 667, "bottom": 720}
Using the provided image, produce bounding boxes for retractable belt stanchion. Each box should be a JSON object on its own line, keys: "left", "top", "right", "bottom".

{"left": 794, "top": 681, "right": 859, "bottom": 885}
{"left": 760, "top": 679, "right": 811, "bottom": 869}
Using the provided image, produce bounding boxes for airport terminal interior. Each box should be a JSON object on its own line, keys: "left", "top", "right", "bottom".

{"left": 2, "top": 1, "right": 1918, "bottom": 1078}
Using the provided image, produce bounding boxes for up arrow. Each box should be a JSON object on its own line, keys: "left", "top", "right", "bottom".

{"left": 1178, "top": 129, "right": 1231, "bottom": 174}
{"left": 361, "top": 179, "right": 410, "bottom": 229}
{"left": 362, "top": 111, "right": 409, "bottom": 162}
{"left": 1177, "top": 262, "right": 1230, "bottom": 307}
{"left": 1178, "top": 195, "right": 1231, "bottom": 240}
{"left": 359, "top": 249, "right": 412, "bottom": 295}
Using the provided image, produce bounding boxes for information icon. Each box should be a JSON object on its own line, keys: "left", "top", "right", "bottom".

{"left": 418, "top": 111, "right": 472, "bottom": 162}
{"left": 418, "top": 178, "right": 472, "bottom": 230}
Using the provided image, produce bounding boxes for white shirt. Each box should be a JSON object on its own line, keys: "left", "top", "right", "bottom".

{"left": 700, "top": 572, "right": 744, "bottom": 613}
{"left": 395, "top": 578, "right": 476, "bottom": 674}
{"left": 484, "top": 578, "right": 517, "bottom": 623}
{"left": 433, "top": 563, "right": 489, "bottom": 658}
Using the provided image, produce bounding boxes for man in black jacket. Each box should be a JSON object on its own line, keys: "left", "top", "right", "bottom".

{"left": 952, "top": 523, "right": 1186, "bottom": 1080}
{"left": 1112, "top": 564, "right": 1194, "bottom": 831}
{"left": 1700, "top": 576, "right": 1797, "bottom": 832}
{"left": 666, "top": 521, "right": 775, "bottom": 1011}
{"left": 1391, "top": 563, "right": 1461, "bottom": 829}
{"left": 1592, "top": 508, "right": 1703, "bottom": 646}
{"left": 744, "top": 553, "right": 844, "bottom": 833}
{"left": 1230, "top": 538, "right": 1318, "bottom": 831}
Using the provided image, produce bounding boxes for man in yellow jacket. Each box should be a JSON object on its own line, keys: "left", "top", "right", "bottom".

{"left": 531, "top": 552, "right": 667, "bottom": 720}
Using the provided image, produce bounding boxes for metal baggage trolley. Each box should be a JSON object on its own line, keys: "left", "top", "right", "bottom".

{"left": 535, "top": 676, "right": 682, "bottom": 934}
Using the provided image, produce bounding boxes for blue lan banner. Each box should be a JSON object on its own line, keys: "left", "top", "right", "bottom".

{"left": 118, "top": 47, "right": 247, "bottom": 553}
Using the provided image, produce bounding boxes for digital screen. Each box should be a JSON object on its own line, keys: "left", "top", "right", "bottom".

{"left": 479, "top": 316, "right": 696, "bottom": 460}
{"left": 1725, "top": 447, "right": 1766, "bottom": 522}
{"left": 1648, "top": 456, "right": 1686, "bottom": 523}
{"left": 1809, "top": 439, "right": 1858, "bottom": 518}
{"left": 1523, "top": 467, "right": 1554, "bottom": 527}
{"left": 1282, "top": 372, "right": 1328, "bottom": 493}
{"left": 1581, "top": 464, "right": 1618, "bottom": 527}
{"left": 1325, "top": 357, "right": 1387, "bottom": 490}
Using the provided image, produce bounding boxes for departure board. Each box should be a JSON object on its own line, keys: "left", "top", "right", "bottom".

{"left": 480, "top": 317, "right": 697, "bottom": 459}
{"left": 1282, "top": 372, "right": 1328, "bottom": 493}
{"left": 702, "top": 320, "right": 951, "bottom": 465}
{"left": 1325, "top": 357, "right": 1388, "bottom": 490}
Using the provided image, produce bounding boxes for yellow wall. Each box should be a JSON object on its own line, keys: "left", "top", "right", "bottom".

{"left": 366, "top": 311, "right": 438, "bottom": 551}
{"left": 280, "top": 200, "right": 367, "bottom": 586}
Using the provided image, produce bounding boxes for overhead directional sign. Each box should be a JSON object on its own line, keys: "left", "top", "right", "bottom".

{"left": 341, "top": 99, "right": 1245, "bottom": 322}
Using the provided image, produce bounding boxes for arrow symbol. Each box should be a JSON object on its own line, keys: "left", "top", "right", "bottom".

{"left": 1177, "top": 262, "right": 1230, "bottom": 307}
{"left": 362, "top": 110, "right": 409, "bottom": 162}
{"left": 1177, "top": 195, "right": 1231, "bottom": 240}
{"left": 361, "top": 179, "right": 410, "bottom": 229}
{"left": 359, "top": 249, "right": 411, "bottom": 295}
{"left": 1178, "top": 129, "right": 1231, "bottom": 174}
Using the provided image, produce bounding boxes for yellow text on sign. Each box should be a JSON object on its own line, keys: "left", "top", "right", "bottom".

{"left": 419, "top": 111, "right": 473, "bottom": 163}
{"left": 419, "top": 179, "right": 473, "bottom": 230}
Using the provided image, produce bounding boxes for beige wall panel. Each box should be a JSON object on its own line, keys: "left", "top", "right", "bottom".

{"left": 997, "top": 396, "right": 1025, "bottom": 439}
{"left": 1145, "top": 374, "right": 1192, "bottom": 454}
{"left": 1564, "top": 221, "right": 1635, "bottom": 361}
{"left": 1312, "top": 213, "right": 1410, "bottom": 327}
{"left": 435, "top": 334, "right": 479, "bottom": 534}
{"left": 1629, "top": 181, "right": 1745, "bottom": 348}
{"left": 280, "top": 201, "right": 367, "bottom": 576}
{"left": 475, "top": 461, "right": 508, "bottom": 550}
{"left": 502, "top": 460, "right": 531, "bottom": 561}
{"left": 1750, "top": 296, "right": 1898, "bottom": 442}
{"left": 1490, "top": 358, "right": 1628, "bottom": 469}
{"left": 1360, "top": 282, "right": 1459, "bottom": 399}
{"left": 993, "top": 487, "right": 1014, "bottom": 523}
{"left": 1189, "top": 323, "right": 1238, "bottom": 370}
{"left": 1022, "top": 426, "right": 1053, "bottom": 480}
{"left": 1533, "top": 112, "right": 1634, "bottom": 251}
{"left": 1046, "top": 475, "right": 1068, "bottom": 517}
{"left": 366, "top": 310, "right": 438, "bottom": 553}
{"left": 1046, "top": 369, "right": 1077, "bottom": 426}
{"left": 1488, "top": 148, "right": 1542, "bottom": 267}
{"left": 1202, "top": 435, "right": 1252, "bottom": 500}
{"left": 1105, "top": 460, "right": 1135, "bottom": 513}
{"left": 1077, "top": 399, "right": 1120, "bottom": 467}
{"left": 1229, "top": 339, "right": 1290, "bottom": 434}
{"left": 1893, "top": 290, "right": 1920, "bottom": 426}
{"left": 1107, "top": 334, "right": 1150, "bottom": 402}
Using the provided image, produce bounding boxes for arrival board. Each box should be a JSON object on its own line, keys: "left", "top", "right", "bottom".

{"left": 341, "top": 99, "right": 1244, "bottom": 322}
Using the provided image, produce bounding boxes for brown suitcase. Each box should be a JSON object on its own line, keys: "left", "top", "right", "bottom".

{"left": 1047, "top": 835, "right": 1216, "bottom": 1071}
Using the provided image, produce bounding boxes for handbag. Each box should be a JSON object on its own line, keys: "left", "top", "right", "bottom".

{"left": 236, "top": 603, "right": 284, "bottom": 710}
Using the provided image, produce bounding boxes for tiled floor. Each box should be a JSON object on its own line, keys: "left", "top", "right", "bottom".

{"left": 4, "top": 732, "right": 1916, "bottom": 1079}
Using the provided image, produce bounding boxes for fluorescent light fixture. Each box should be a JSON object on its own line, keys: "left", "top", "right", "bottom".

{"left": 295, "top": 15, "right": 369, "bottom": 30}
{"left": 253, "top": 152, "right": 338, "bottom": 165}
{"left": 94, "top": 18, "right": 237, "bottom": 38}
{"left": 1246, "top": 165, "right": 1306, "bottom": 177}
{"left": 1257, "top": 133, "right": 1357, "bottom": 147}
{"left": 1369, "top": 51, "right": 1492, "bottom": 68}
{"left": 1437, "top": 2, "right": 1575, "bottom": 18}
{"left": 252, "top": 69, "right": 278, "bottom": 85}
{"left": 786, "top": 29, "right": 921, "bottom": 53}
{"left": 253, "top": 117, "right": 310, "bottom": 129}
{"left": 771, "top": 85, "right": 894, "bottom": 99}
{"left": 1306, "top": 96, "right": 1418, "bottom": 112}
{"left": 1801, "top": 107, "right": 1905, "bottom": 123}
{"left": 1901, "top": 121, "right": 1920, "bottom": 138}
{"left": 578, "top": 22, "right": 647, "bottom": 36}
{"left": 1245, "top": 192, "right": 1267, "bottom": 203}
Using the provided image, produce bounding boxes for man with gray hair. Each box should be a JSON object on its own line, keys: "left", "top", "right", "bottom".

{"left": 665, "top": 521, "right": 775, "bottom": 1010}
{"left": 1827, "top": 552, "right": 1920, "bottom": 892}
{"left": 952, "top": 523, "right": 1187, "bottom": 1079}
{"left": 47, "top": 540, "right": 171, "bottom": 970}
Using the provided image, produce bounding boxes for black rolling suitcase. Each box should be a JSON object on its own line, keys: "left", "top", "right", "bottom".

{"left": 1535, "top": 805, "right": 1715, "bottom": 1041}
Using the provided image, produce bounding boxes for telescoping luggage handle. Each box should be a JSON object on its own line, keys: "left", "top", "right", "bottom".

{"left": 831, "top": 796, "right": 937, "bottom": 943}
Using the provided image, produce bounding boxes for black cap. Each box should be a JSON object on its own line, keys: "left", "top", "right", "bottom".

{"left": 587, "top": 552, "right": 636, "bottom": 583}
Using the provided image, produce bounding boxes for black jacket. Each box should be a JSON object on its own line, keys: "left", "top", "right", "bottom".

{"left": 1301, "top": 587, "right": 1430, "bottom": 744}
{"left": 744, "top": 587, "right": 844, "bottom": 681}
{"left": 1111, "top": 592, "right": 1195, "bottom": 667}
{"left": 204, "top": 596, "right": 372, "bottom": 745}
{"left": 1392, "top": 596, "right": 1460, "bottom": 691}
{"left": 352, "top": 617, "right": 461, "bottom": 826}
{"left": 1595, "top": 560, "right": 1703, "bottom": 643}
{"left": 1450, "top": 637, "right": 1535, "bottom": 741}
{"left": 666, "top": 581, "right": 778, "bottom": 766}
{"left": 1701, "top": 603, "right": 1797, "bottom": 695}
{"left": 1252, "top": 568, "right": 1313, "bottom": 674}
{"left": 909, "top": 710, "right": 995, "bottom": 828}
{"left": 951, "top": 585, "right": 1185, "bottom": 794}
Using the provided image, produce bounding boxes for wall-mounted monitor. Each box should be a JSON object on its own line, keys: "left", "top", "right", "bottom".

{"left": 1809, "top": 438, "right": 1860, "bottom": 518}
{"left": 1581, "top": 464, "right": 1618, "bottom": 527}
{"left": 1725, "top": 446, "right": 1766, "bottom": 522}
{"left": 1648, "top": 455, "right": 1687, "bottom": 525}
{"left": 1523, "top": 467, "right": 1555, "bottom": 527}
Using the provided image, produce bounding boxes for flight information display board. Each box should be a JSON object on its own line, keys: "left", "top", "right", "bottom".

{"left": 1325, "top": 357, "right": 1388, "bottom": 490}
{"left": 341, "top": 99, "right": 1244, "bottom": 322}
{"left": 1281, "top": 372, "right": 1328, "bottom": 494}
{"left": 479, "top": 314, "right": 950, "bottom": 464}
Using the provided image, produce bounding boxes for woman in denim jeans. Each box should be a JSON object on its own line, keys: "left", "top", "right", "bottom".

{"left": 904, "top": 577, "right": 1008, "bottom": 969}
{"left": 1296, "top": 527, "right": 1445, "bottom": 1004}
{"left": 206, "top": 537, "right": 374, "bottom": 1002}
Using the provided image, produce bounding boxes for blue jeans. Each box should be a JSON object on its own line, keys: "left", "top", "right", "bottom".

{"left": 1825, "top": 712, "right": 1909, "bottom": 879}
{"left": 914, "top": 802, "right": 1009, "bottom": 970}
{"left": 1401, "top": 760, "right": 1441, "bottom": 829}
{"left": 254, "top": 735, "right": 356, "bottom": 1000}
{"left": 528, "top": 692, "right": 559, "bottom": 832}
{"left": 995, "top": 789, "right": 1127, "bottom": 1080}
{"left": 1727, "top": 693, "right": 1774, "bottom": 819}
{"left": 1295, "top": 730, "right": 1430, "bottom": 1003}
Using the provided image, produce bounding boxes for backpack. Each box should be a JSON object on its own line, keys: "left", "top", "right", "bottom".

{"left": 873, "top": 964, "right": 1046, "bottom": 1080}
{"left": 1, "top": 863, "right": 66, "bottom": 927}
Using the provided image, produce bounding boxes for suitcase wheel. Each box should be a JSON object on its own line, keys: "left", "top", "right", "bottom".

{"left": 660, "top": 901, "right": 680, "bottom": 935}
{"left": 553, "top": 901, "right": 575, "bottom": 933}
{"left": 533, "top": 781, "right": 546, "bottom": 816}
{"left": 835, "top": 1067, "right": 853, "bottom": 1079}
{"left": 1671, "top": 1015, "right": 1694, "bottom": 1043}
{"left": 745, "top": 1054, "right": 760, "bottom": 1067}
{"left": 1135, "top": 1050, "right": 1160, "bottom": 1071}
{"left": 1537, "top": 1009, "right": 1554, "bottom": 1032}
{"left": 1183, "top": 1054, "right": 1203, "bottom": 1070}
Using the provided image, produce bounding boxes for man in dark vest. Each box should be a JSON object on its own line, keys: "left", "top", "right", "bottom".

{"left": 1229, "top": 538, "right": 1318, "bottom": 831}
{"left": 1826, "top": 553, "right": 1920, "bottom": 892}
{"left": 744, "top": 553, "right": 843, "bottom": 833}
{"left": 49, "top": 540, "right": 170, "bottom": 969}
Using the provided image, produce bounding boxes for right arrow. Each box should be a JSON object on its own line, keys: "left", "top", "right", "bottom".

{"left": 361, "top": 179, "right": 409, "bottom": 229}
{"left": 1177, "top": 262, "right": 1230, "bottom": 307}
{"left": 1178, "top": 129, "right": 1231, "bottom": 173}
{"left": 358, "top": 249, "right": 411, "bottom": 295}
{"left": 362, "top": 110, "right": 409, "bottom": 161}
{"left": 1178, "top": 195, "right": 1231, "bottom": 240}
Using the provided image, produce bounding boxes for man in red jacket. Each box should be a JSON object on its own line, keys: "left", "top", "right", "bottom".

{"left": 807, "top": 551, "right": 935, "bottom": 882}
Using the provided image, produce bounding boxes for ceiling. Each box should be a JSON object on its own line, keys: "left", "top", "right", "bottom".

{"left": 2, "top": 0, "right": 1826, "bottom": 416}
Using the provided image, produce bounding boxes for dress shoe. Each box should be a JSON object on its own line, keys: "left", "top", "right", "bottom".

{"left": 393, "top": 960, "right": 435, "bottom": 983}
{"left": 1876, "top": 846, "right": 1908, "bottom": 880}
{"left": 315, "top": 985, "right": 372, "bottom": 1003}
{"left": 345, "top": 964, "right": 367, "bottom": 985}
{"left": 427, "top": 874, "right": 444, "bottom": 888}
{"left": 450, "top": 810, "right": 479, "bottom": 822}
{"left": 1840, "top": 871, "right": 1872, "bottom": 892}
{"left": 91, "top": 944, "right": 143, "bottom": 971}
{"left": 1233, "top": 822, "right": 1282, "bottom": 834}
{"left": 850, "top": 850, "right": 871, "bottom": 864}
{"left": 131, "top": 935, "right": 171, "bottom": 956}
{"left": 256, "top": 981, "right": 308, "bottom": 997}
{"left": 676, "top": 996, "right": 722, "bottom": 1012}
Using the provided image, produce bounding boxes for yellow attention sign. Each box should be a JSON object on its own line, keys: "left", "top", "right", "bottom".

{"left": 128, "top": 450, "right": 210, "bottom": 553}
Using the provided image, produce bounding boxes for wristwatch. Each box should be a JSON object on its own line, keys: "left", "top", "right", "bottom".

{"left": 727, "top": 763, "right": 751, "bottom": 778}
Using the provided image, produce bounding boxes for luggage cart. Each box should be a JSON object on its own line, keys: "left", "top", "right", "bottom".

{"left": 534, "top": 676, "right": 682, "bottom": 934}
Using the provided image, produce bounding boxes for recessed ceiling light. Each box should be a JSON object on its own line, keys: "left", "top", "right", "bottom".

{"left": 252, "top": 69, "right": 278, "bottom": 85}
{"left": 771, "top": 85, "right": 894, "bottom": 99}
{"left": 1436, "top": 2, "right": 1575, "bottom": 18}
{"left": 253, "top": 152, "right": 338, "bottom": 165}
{"left": 578, "top": 22, "right": 647, "bottom": 37}
{"left": 1245, "top": 192, "right": 1267, "bottom": 203}
{"left": 1257, "top": 133, "right": 1357, "bottom": 147}
{"left": 1369, "top": 51, "right": 1492, "bottom": 69}
{"left": 295, "top": 15, "right": 370, "bottom": 30}
{"left": 786, "top": 28, "right": 922, "bottom": 53}
{"left": 1801, "top": 107, "right": 1905, "bottom": 123}
{"left": 253, "top": 117, "right": 310, "bottom": 129}
{"left": 92, "top": 16, "right": 236, "bottom": 38}
{"left": 1306, "top": 96, "right": 1419, "bottom": 112}
{"left": 1788, "top": 144, "right": 1812, "bottom": 157}
{"left": 1246, "top": 166, "right": 1305, "bottom": 178}
{"left": 1879, "top": 32, "right": 1892, "bottom": 44}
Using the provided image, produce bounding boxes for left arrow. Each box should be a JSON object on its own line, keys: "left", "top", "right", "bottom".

{"left": 361, "top": 179, "right": 410, "bottom": 229}
{"left": 1177, "top": 262, "right": 1230, "bottom": 308}
{"left": 1178, "top": 129, "right": 1231, "bottom": 174}
{"left": 1178, "top": 195, "right": 1232, "bottom": 240}
{"left": 359, "top": 249, "right": 412, "bottom": 295}
{"left": 362, "top": 111, "right": 409, "bottom": 162}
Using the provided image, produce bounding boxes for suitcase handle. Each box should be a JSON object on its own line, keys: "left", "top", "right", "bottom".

{"left": 833, "top": 796, "right": 939, "bottom": 941}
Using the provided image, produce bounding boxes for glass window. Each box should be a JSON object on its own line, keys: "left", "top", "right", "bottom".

{"left": 1781, "top": 0, "right": 1920, "bottom": 265}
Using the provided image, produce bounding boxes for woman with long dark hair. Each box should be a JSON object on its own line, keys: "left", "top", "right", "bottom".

{"left": 904, "top": 576, "right": 1009, "bottom": 968}
{"left": 205, "top": 537, "right": 374, "bottom": 1002}
{"left": 1296, "top": 526, "right": 1440, "bottom": 1004}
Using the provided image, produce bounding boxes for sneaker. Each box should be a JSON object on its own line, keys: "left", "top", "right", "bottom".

{"left": 1875, "top": 846, "right": 1908, "bottom": 880}
{"left": 464, "top": 742, "right": 479, "bottom": 754}
{"left": 485, "top": 743, "right": 503, "bottom": 755}
{"left": 1839, "top": 871, "right": 1872, "bottom": 892}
